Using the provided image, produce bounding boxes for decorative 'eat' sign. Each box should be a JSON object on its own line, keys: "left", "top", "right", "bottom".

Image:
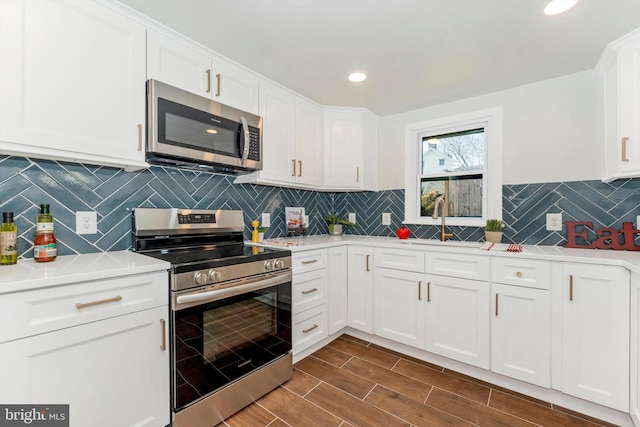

{"left": 563, "top": 221, "right": 640, "bottom": 251}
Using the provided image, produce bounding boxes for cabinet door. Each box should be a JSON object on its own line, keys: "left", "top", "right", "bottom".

{"left": 0, "top": 306, "right": 169, "bottom": 427}
{"left": 0, "top": 0, "right": 146, "bottom": 170}
{"left": 425, "top": 275, "right": 490, "bottom": 369}
{"left": 374, "top": 268, "right": 425, "bottom": 348}
{"left": 328, "top": 246, "right": 348, "bottom": 334}
{"left": 616, "top": 36, "right": 640, "bottom": 176}
{"left": 257, "top": 82, "right": 297, "bottom": 183}
{"left": 295, "top": 98, "right": 323, "bottom": 187}
{"left": 491, "top": 283, "right": 550, "bottom": 387}
{"left": 147, "top": 29, "right": 211, "bottom": 98}
{"left": 324, "top": 110, "right": 363, "bottom": 189}
{"left": 213, "top": 55, "right": 260, "bottom": 115}
{"left": 347, "top": 246, "right": 374, "bottom": 333}
{"left": 561, "top": 263, "right": 629, "bottom": 411}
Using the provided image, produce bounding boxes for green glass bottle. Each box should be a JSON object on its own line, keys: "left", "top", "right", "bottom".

{"left": 0, "top": 212, "right": 18, "bottom": 265}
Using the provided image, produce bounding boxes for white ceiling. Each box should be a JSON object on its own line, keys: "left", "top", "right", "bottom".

{"left": 120, "top": 0, "right": 640, "bottom": 116}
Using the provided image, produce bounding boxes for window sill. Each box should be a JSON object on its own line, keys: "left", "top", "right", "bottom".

{"left": 403, "top": 217, "right": 488, "bottom": 227}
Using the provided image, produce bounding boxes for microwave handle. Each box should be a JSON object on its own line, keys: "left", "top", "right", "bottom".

{"left": 240, "top": 116, "right": 250, "bottom": 165}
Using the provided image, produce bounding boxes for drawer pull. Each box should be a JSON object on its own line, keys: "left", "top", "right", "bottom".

{"left": 301, "top": 259, "right": 318, "bottom": 265}
{"left": 160, "top": 319, "right": 166, "bottom": 351}
{"left": 76, "top": 295, "right": 122, "bottom": 310}
{"left": 206, "top": 69, "right": 211, "bottom": 93}
{"left": 302, "top": 324, "right": 318, "bottom": 333}
{"left": 302, "top": 287, "right": 318, "bottom": 295}
{"left": 418, "top": 281, "right": 422, "bottom": 301}
{"left": 366, "top": 254, "right": 370, "bottom": 272}
{"left": 215, "top": 73, "right": 221, "bottom": 97}
{"left": 427, "top": 282, "right": 431, "bottom": 302}
{"left": 495, "top": 293, "right": 499, "bottom": 316}
{"left": 292, "top": 159, "right": 296, "bottom": 177}
{"left": 298, "top": 160, "right": 302, "bottom": 177}
{"left": 516, "top": 271, "right": 523, "bottom": 278}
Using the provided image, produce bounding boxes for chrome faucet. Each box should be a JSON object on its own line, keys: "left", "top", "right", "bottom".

{"left": 432, "top": 196, "right": 454, "bottom": 241}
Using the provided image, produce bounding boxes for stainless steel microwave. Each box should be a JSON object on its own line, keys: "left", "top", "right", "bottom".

{"left": 146, "top": 79, "right": 262, "bottom": 174}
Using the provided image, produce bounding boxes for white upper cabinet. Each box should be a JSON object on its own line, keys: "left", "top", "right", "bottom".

{"left": 235, "top": 81, "right": 323, "bottom": 188}
{"left": 146, "top": 29, "right": 259, "bottom": 115}
{"left": 598, "top": 27, "right": 640, "bottom": 182}
{"left": 0, "top": 0, "right": 147, "bottom": 171}
{"left": 323, "top": 107, "right": 378, "bottom": 190}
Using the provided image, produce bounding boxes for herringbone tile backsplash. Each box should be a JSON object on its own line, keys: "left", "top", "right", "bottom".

{"left": 1, "top": 155, "right": 639, "bottom": 258}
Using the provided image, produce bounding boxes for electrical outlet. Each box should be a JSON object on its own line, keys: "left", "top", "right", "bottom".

{"left": 382, "top": 212, "right": 391, "bottom": 225}
{"left": 637, "top": 215, "right": 640, "bottom": 228}
{"left": 546, "top": 213, "right": 562, "bottom": 231}
{"left": 261, "top": 213, "right": 271, "bottom": 228}
{"left": 76, "top": 211, "right": 97, "bottom": 234}
{"left": 348, "top": 213, "right": 356, "bottom": 224}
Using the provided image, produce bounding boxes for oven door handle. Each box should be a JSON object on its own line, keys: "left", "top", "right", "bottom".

{"left": 174, "top": 271, "right": 290, "bottom": 309}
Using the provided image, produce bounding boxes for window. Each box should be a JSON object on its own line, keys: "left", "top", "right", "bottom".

{"left": 404, "top": 107, "right": 503, "bottom": 227}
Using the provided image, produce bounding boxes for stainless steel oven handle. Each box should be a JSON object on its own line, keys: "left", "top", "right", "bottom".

{"left": 175, "top": 271, "right": 290, "bottom": 309}
{"left": 240, "top": 115, "right": 250, "bottom": 166}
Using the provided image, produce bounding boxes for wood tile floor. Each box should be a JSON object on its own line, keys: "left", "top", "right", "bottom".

{"left": 217, "top": 334, "right": 619, "bottom": 427}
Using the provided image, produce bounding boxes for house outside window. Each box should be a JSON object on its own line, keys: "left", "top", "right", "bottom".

{"left": 404, "top": 107, "right": 503, "bottom": 227}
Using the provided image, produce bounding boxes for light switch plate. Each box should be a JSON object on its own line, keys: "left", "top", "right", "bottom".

{"left": 348, "top": 213, "right": 356, "bottom": 224}
{"left": 261, "top": 213, "right": 271, "bottom": 228}
{"left": 546, "top": 213, "right": 562, "bottom": 231}
{"left": 76, "top": 211, "right": 97, "bottom": 234}
{"left": 382, "top": 212, "right": 391, "bottom": 225}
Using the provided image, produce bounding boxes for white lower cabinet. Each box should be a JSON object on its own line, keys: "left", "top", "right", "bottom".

{"left": 491, "top": 283, "right": 550, "bottom": 387}
{"left": 328, "top": 246, "right": 348, "bottom": 334}
{"left": 291, "top": 249, "right": 329, "bottom": 354}
{"left": 347, "top": 246, "right": 374, "bottom": 333}
{"left": 631, "top": 272, "right": 640, "bottom": 426}
{"left": 0, "top": 271, "right": 170, "bottom": 427}
{"left": 374, "top": 267, "right": 425, "bottom": 348}
{"left": 560, "top": 263, "right": 630, "bottom": 412}
{"left": 425, "top": 274, "right": 490, "bottom": 369}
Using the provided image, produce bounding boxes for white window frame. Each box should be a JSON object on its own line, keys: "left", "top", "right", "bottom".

{"left": 404, "top": 106, "right": 503, "bottom": 227}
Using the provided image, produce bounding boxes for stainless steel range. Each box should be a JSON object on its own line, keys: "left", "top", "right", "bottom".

{"left": 132, "top": 208, "right": 292, "bottom": 427}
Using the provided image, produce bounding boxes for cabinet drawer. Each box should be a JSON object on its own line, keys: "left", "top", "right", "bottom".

{"left": 374, "top": 248, "right": 425, "bottom": 272}
{"left": 292, "top": 269, "right": 327, "bottom": 313}
{"left": 0, "top": 272, "right": 168, "bottom": 343}
{"left": 292, "top": 304, "right": 328, "bottom": 353}
{"left": 425, "top": 252, "right": 489, "bottom": 281}
{"left": 293, "top": 249, "right": 327, "bottom": 273}
{"left": 492, "top": 258, "right": 550, "bottom": 290}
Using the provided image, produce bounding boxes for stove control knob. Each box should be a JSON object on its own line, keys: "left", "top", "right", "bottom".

{"left": 194, "top": 270, "right": 209, "bottom": 285}
{"left": 208, "top": 270, "right": 221, "bottom": 281}
{"left": 264, "top": 260, "right": 274, "bottom": 271}
{"left": 274, "top": 259, "right": 285, "bottom": 269}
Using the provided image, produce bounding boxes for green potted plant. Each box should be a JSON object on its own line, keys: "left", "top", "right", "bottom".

{"left": 485, "top": 219, "right": 504, "bottom": 243}
{"left": 324, "top": 214, "right": 356, "bottom": 235}
{"left": 257, "top": 226, "right": 267, "bottom": 241}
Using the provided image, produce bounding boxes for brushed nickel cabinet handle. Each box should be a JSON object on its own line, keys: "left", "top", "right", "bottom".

{"left": 292, "top": 159, "right": 296, "bottom": 177}
{"left": 206, "top": 69, "right": 211, "bottom": 93}
{"left": 301, "top": 259, "right": 318, "bottom": 265}
{"left": 160, "top": 318, "right": 166, "bottom": 351}
{"left": 302, "top": 324, "right": 318, "bottom": 333}
{"left": 366, "top": 254, "right": 370, "bottom": 272}
{"left": 215, "top": 73, "right": 221, "bottom": 97}
{"left": 76, "top": 295, "right": 122, "bottom": 310}
{"left": 418, "top": 281, "right": 422, "bottom": 301}
{"left": 427, "top": 282, "right": 431, "bottom": 302}
{"left": 622, "top": 137, "right": 629, "bottom": 162}
{"left": 298, "top": 160, "right": 302, "bottom": 177}
{"left": 569, "top": 274, "right": 573, "bottom": 301}
{"left": 495, "top": 293, "right": 499, "bottom": 316}
{"left": 302, "top": 287, "right": 318, "bottom": 295}
{"left": 137, "top": 124, "right": 143, "bottom": 151}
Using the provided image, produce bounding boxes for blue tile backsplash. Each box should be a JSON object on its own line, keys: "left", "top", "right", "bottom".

{"left": 2, "top": 155, "right": 640, "bottom": 258}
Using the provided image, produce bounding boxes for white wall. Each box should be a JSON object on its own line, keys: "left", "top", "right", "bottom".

{"left": 377, "top": 70, "right": 604, "bottom": 189}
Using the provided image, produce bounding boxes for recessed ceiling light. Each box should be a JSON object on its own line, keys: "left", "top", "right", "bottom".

{"left": 348, "top": 72, "right": 366, "bottom": 82}
{"left": 544, "top": 0, "right": 578, "bottom": 15}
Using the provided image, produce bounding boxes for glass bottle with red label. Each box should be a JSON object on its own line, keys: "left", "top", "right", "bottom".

{"left": 34, "top": 204, "right": 57, "bottom": 262}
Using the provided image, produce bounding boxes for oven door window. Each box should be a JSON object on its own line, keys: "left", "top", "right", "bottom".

{"left": 172, "top": 282, "right": 291, "bottom": 411}
{"left": 158, "top": 98, "right": 241, "bottom": 158}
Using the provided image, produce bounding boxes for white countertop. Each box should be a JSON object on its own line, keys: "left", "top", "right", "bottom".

{"left": 250, "top": 235, "right": 640, "bottom": 274}
{"left": 0, "top": 251, "right": 169, "bottom": 294}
